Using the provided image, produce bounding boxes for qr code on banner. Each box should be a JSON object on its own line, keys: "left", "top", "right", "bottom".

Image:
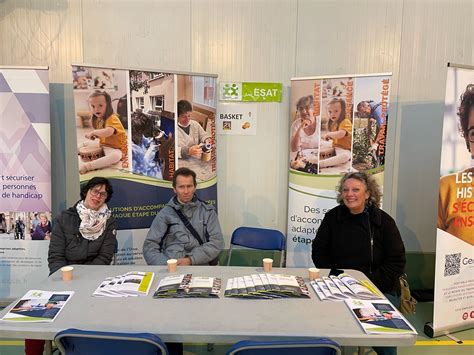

{"left": 444, "top": 253, "right": 461, "bottom": 276}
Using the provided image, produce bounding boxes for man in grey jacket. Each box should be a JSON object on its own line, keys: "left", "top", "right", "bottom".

{"left": 143, "top": 167, "right": 224, "bottom": 265}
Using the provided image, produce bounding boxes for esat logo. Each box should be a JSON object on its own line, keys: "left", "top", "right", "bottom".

{"left": 220, "top": 82, "right": 242, "bottom": 101}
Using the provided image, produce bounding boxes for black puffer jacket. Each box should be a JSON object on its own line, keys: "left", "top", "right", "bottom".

{"left": 48, "top": 204, "right": 117, "bottom": 274}
{"left": 312, "top": 204, "right": 406, "bottom": 293}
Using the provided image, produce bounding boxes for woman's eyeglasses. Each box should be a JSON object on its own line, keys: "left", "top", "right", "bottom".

{"left": 90, "top": 189, "right": 107, "bottom": 199}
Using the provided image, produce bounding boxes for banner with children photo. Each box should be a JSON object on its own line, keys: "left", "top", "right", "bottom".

{"left": 431, "top": 64, "right": 473, "bottom": 337}
{"left": 0, "top": 67, "right": 51, "bottom": 299}
{"left": 287, "top": 73, "right": 391, "bottom": 267}
{"left": 71, "top": 65, "right": 217, "bottom": 265}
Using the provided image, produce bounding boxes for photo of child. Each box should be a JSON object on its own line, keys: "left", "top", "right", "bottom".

{"left": 73, "top": 67, "right": 129, "bottom": 178}
{"left": 78, "top": 90, "right": 128, "bottom": 175}
{"left": 319, "top": 96, "right": 353, "bottom": 174}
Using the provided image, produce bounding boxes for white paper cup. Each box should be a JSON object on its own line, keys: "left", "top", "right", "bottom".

{"left": 308, "top": 267, "right": 320, "bottom": 281}
{"left": 61, "top": 266, "right": 74, "bottom": 281}
{"left": 263, "top": 258, "right": 273, "bottom": 272}
{"left": 167, "top": 259, "right": 178, "bottom": 273}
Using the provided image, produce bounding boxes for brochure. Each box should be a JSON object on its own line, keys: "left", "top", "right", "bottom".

{"left": 224, "top": 274, "right": 310, "bottom": 299}
{"left": 1, "top": 290, "right": 74, "bottom": 322}
{"left": 224, "top": 278, "right": 236, "bottom": 297}
{"left": 310, "top": 273, "right": 383, "bottom": 301}
{"left": 339, "top": 273, "right": 383, "bottom": 300}
{"left": 187, "top": 276, "right": 221, "bottom": 297}
{"left": 153, "top": 274, "right": 192, "bottom": 298}
{"left": 153, "top": 274, "right": 221, "bottom": 298}
{"left": 345, "top": 298, "right": 417, "bottom": 335}
{"left": 93, "top": 272, "right": 155, "bottom": 297}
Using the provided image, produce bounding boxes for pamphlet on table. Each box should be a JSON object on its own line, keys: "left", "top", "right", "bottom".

{"left": 310, "top": 273, "right": 383, "bottom": 301}
{"left": 345, "top": 298, "right": 417, "bottom": 335}
{"left": 153, "top": 274, "right": 222, "bottom": 298}
{"left": 1, "top": 290, "right": 74, "bottom": 322}
{"left": 93, "top": 271, "right": 155, "bottom": 297}
{"left": 224, "top": 274, "right": 310, "bottom": 299}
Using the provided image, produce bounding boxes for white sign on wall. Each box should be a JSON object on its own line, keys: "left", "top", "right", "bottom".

{"left": 217, "top": 103, "right": 257, "bottom": 135}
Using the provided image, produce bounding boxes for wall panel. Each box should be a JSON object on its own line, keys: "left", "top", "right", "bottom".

{"left": 191, "top": 0, "right": 298, "bottom": 243}
{"left": 81, "top": 0, "right": 192, "bottom": 71}
{"left": 0, "top": 0, "right": 83, "bottom": 82}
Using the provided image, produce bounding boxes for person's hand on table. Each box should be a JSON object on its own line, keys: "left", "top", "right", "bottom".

{"left": 177, "top": 257, "right": 192, "bottom": 266}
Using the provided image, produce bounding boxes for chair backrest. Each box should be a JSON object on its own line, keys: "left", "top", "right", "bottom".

{"left": 226, "top": 339, "right": 341, "bottom": 355}
{"left": 55, "top": 328, "right": 168, "bottom": 355}
{"left": 227, "top": 227, "right": 286, "bottom": 266}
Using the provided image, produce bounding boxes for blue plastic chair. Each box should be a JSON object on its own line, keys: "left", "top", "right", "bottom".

{"left": 55, "top": 328, "right": 168, "bottom": 355}
{"left": 227, "top": 226, "right": 286, "bottom": 267}
{"left": 226, "top": 339, "right": 341, "bottom": 355}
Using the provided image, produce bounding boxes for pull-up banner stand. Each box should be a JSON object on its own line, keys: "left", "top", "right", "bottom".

{"left": 425, "top": 63, "right": 474, "bottom": 338}
{"left": 0, "top": 66, "right": 51, "bottom": 301}
{"left": 287, "top": 73, "right": 392, "bottom": 267}
{"left": 71, "top": 65, "right": 218, "bottom": 265}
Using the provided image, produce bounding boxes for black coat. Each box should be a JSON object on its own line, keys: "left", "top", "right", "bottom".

{"left": 312, "top": 204, "right": 406, "bottom": 293}
{"left": 48, "top": 205, "right": 117, "bottom": 275}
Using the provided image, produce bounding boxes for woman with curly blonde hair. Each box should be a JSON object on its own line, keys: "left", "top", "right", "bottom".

{"left": 336, "top": 172, "right": 382, "bottom": 208}
{"left": 312, "top": 171, "right": 406, "bottom": 355}
{"left": 312, "top": 171, "right": 405, "bottom": 293}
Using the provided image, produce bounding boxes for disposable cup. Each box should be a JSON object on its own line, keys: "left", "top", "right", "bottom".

{"left": 263, "top": 258, "right": 273, "bottom": 272}
{"left": 167, "top": 259, "right": 178, "bottom": 273}
{"left": 308, "top": 267, "right": 320, "bottom": 281}
{"left": 61, "top": 266, "right": 74, "bottom": 281}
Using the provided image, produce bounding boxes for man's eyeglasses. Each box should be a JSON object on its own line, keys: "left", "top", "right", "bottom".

{"left": 90, "top": 189, "right": 108, "bottom": 199}
{"left": 468, "top": 127, "right": 474, "bottom": 143}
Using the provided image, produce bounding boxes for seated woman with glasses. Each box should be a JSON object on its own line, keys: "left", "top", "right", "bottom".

{"left": 27, "top": 177, "right": 117, "bottom": 355}
{"left": 48, "top": 176, "right": 117, "bottom": 274}
{"left": 48, "top": 177, "right": 117, "bottom": 274}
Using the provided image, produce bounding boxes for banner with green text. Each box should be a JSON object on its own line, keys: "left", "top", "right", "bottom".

{"left": 287, "top": 73, "right": 391, "bottom": 267}
{"left": 219, "top": 82, "right": 282, "bottom": 102}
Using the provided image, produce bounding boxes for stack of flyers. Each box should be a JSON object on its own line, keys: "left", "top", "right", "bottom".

{"left": 224, "top": 274, "right": 310, "bottom": 299}
{"left": 92, "top": 272, "right": 154, "bottom": 297}
{"left": 310, "top": 273, "right": 383, "bottom": 302}
{"left": 187, "top": 276, "right": 221, "bottom": 297}
{"left": 153, "top": 274, "right": 221, "bottom": 298}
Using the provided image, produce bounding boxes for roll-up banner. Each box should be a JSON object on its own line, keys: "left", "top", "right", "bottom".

{"left": 0, "top": 67, "right": 51, "bottom": 299}
{"left": 71, "top": 65, "right": 217, "bottom": 264}
{"left": 287, "top": 73, "right": 391, "bottom": 267}
{"left": 429, "top": 63, "right": 473, "bottom": 337}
